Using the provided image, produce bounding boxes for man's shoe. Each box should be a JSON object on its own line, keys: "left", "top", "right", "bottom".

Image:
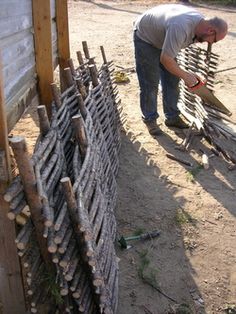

{"left": 165, "top": 116, "right": 189, "bottom": 129}
{"left": 144, "top": 120, "right": 162, "bottom": 136}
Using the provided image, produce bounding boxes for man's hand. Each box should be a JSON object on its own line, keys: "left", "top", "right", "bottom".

{"left": 182, "top": 72, "right": 199, "bottom": 88}
{"left": 160, "top": 53, "right": 199, "bottom": 87}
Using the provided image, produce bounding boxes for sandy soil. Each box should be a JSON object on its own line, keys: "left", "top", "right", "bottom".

{"left": 69, "top": 1, "right": 236, "bottom": 313}
{"left": 13, "top": 0, "right": 236, "bottom": 313}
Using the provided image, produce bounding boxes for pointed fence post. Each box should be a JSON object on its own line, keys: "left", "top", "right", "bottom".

{"left": 9, "top": 137, "right": 53, "bottom": 269}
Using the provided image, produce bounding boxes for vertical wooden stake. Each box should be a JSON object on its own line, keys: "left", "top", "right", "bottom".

{"left": 10, "top": 137, "right": 53, "bottom": 269}
{"left": 37, "top": 106, "right": 50, "bottom": 137}
{"left": 206, "top": 43, "right": 212, "bottom": 64}
{"left": 206, "top": 43, "right": 212, "bottom": 82}
{"left": 56, "top": 0, "right": 70, "bottom": 92}
{"left": 72, "top": 114, "right": 88, "bottom": 158}
{"left": 60, "top": 177, "right": 77, "bottom": 210}
{"left": 76, "top": 51, "right": 85, "bottom": 69}
{"left": 68, "top": 58, "right": 76, "bottom": 77}
{"left": 75, "top": 78, "right": 87, "bottom": 99}
{"left": 64, "top": 68, "right": 75, "bottom": 88}
{"left": 82, "top": 41, "right": 90, "bottom": 59}
{"left": 0, "top": 53, "right": 26, "bottom": 313}
{"left": 100, "top": 46, "right": 107, "bottom": 64}
{"left": 89, "top": 65, "right": 99, "bottom": 87}
{"left": 76, "top": 93, "right": 87, "bottom": 119}
{"left": 32, "top": 0, "right": 54, "bottom": 118}
{"left": 51, "top": 83, "right": 62, "bottom": 109}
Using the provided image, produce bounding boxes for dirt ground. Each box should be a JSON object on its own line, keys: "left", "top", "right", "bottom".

{"left": 12, "top": 0, "right": 236, "bottom": 313}
{"left": 68, "top": 1, "right": 236, "bottom": 313}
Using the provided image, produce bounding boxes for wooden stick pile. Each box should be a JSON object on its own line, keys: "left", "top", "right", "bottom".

{"left": 177, "top": 45, "right": 236, "bottom": 165}
{"left": 5, "top": 43, "right": 121, "bottom": 313}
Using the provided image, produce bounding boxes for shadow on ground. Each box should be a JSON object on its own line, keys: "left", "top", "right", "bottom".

{"left": 115, "top": 130, "right": 207, "bottom": 314}
{"left": 154, "top": 128, "right": 236, "bottom": 218}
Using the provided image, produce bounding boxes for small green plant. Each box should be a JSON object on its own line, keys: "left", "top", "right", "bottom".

{"left": 41, "top": 271, "right": 63, "bottom": 305}
{"left": 175, "top": 208, "right": 197, "bottom": 229}
{"left": 133, "top": 227, "right": 145, "bottom": 236}
{"left": 137, "top": 249, "right": 150, "bottom": 277}
{"left": 137, "top": 249, "right": 159, "bottom": 288}
{"left": 175, "top": 210, "right": 189, "bottom": 225}
{"left": 137, "top": 250, "right": 178, "bottom": 303}
{"left": 186, "top": 164, "right": 203, "bottom": 182}
{"left": 175, "top": 208, "right": 196, "bottom": 226}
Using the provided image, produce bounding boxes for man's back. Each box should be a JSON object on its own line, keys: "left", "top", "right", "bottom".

{"left": 134, "top": 4, "right": 203, "bottom": 57}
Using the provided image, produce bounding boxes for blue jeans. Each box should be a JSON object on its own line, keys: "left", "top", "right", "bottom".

{"left": 134, "top": 31, "right": 180, "bottom": 122}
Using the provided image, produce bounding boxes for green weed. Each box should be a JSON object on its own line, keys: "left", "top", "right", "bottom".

{"left": 41, "top": 271, "right": 63, "bottom": 305}
{"left": 137, "top": 250, "right": 179, "bottom": 303}
{"left": 133, "top": 227, "right": 146, "bottom": 236}
{"left": 137, "top": 249, "right": 159, "bottom": 289}
{"left": 175, "top": 208, "right": 197, "bottom": 226}
{"left": 186, "top": 164, "right": 203, "bottom": 182}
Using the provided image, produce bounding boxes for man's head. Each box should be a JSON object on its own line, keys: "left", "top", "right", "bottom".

{"left": 195, "top": 17, "right": 228, "bottom": 44}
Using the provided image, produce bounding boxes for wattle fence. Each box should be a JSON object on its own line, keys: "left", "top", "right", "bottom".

{"left": 4, "top": 47, "right": 121, "bottom": 314}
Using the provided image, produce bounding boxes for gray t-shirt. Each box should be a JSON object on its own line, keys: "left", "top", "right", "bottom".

{"left": 134, "top": 4, "right": 204, "bottom": 58}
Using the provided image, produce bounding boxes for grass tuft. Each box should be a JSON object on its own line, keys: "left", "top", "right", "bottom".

{"left": 40, "top": 271, "right": 63, "bottom": 305}
{"left": 175, "top": 208, "right": 196, "bottom": 226}
{"left": 186, "top": 164, "right": 203, "bottom": 182}
{"left": 137, "top": 249, "right": 159, "bottom": 291}
{"left": 133, "top": 227, "right": 146, "bottom": 236}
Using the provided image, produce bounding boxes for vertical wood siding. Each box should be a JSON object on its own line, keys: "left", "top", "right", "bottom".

{"left": 0, "top": 1, "right": 35, "bottom": 105}
{"left": 0, "top": 0, "right": 58, "bottom": 130}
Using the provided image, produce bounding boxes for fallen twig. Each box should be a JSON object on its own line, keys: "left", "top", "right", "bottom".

{"left": 141, "top": 273, "right": 178, "bottom": 304}
{"left": 166, "top": 153, "right": 193, "bottom": 167}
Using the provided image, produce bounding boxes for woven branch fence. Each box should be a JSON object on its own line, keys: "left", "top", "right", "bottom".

{"left": 4, "top": 44, "right": 121, "bottom": 314}
{"left": 178, "top": 44, "right": 236, "bottom": 165}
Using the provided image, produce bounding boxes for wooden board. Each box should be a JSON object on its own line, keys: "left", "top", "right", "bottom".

{"left": 0, "top": 54, "right": 25, "bottom": 314}
{"left": 0, "top": 55, "right": 11, "bottom": 182}
{"left": 56, "top": 0, "right": 70, "bottom": 91}
{"left": 32, "top": 0, "right": 54, "bottom": 118}
{"left": 0, "top": 193, "right": 26, "bottom": 314}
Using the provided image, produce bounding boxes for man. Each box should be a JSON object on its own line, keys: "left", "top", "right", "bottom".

{"left": 133, "top": 4, "right": 228, "bottom": 135}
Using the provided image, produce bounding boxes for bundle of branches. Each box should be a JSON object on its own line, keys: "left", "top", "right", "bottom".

{"left": 177, "top": 45, "right": 236, "bottom": 165}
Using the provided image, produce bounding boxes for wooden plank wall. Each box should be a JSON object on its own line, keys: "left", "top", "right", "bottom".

{"left": 0, "top": 0, "right": 36, "bottom": 132}
{"left": 0, "top": 0, "right": 70, "bottom": 128}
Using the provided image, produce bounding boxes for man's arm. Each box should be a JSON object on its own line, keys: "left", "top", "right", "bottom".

{"left": 160, "top": 52, "right": 199, "bottom": 87}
